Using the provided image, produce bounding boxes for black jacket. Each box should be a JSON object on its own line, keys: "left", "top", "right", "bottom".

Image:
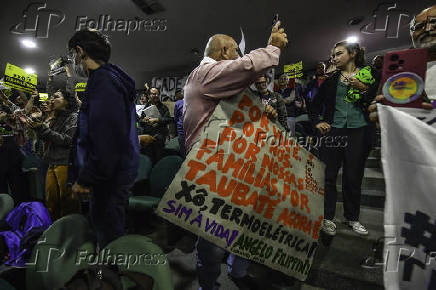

{"left": 69, "top": 63, "right": 140, "bottom": 187}
{"left": 140, "top": 101, "right": 173, "bottom": 143}
{"left": 309, "top": 69, "right": 380, "bottom": 127}
{"left": 36, "top": 111, "right": 77, "bottom": 165}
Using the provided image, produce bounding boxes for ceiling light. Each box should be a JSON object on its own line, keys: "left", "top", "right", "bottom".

{"left": 24, "top": 67, "right": 35, "bottom": 74}
{"left": 346, "top": 36, "right": 359, "bottom": 43}
{"left": 21, "top": 39, "right": 37, "bottom": 49}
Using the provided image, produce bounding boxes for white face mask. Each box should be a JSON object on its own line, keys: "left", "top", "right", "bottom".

{"left": 73, "top": 62, "right": 88, "bottom": 78}
{"left": 71, "top": 50, "right": 88, "bottom": 78}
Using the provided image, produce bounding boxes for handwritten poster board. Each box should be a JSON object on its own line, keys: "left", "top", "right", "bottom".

{"left": 157, "top": 89, "right": 324, "bottom": 280}
{"left": 4, "top": 63, "right": 37, "bottom": 93}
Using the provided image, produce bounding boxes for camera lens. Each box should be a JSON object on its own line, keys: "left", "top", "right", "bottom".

{"left": 389, "top": 64, "right": 399, "bottom": 71}
{"left": 390, "top": 54, "right": 399, "bottom": 61}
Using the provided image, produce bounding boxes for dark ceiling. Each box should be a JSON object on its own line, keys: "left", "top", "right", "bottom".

{"left": 0, "top": 0, "right": 433, "bottom": 89}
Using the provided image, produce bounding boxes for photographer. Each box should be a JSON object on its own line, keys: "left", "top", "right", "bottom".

{"left": 24, "top": 89, "right": 80, "bottom": 220}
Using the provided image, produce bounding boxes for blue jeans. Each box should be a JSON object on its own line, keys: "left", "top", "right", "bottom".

{"left": 196, "top": 237, "right": 250, "bottom": 290}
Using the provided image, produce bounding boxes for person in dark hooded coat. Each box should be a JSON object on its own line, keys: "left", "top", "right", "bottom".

{"left": 67, "top": 29, "right": 139, "bottom": 248}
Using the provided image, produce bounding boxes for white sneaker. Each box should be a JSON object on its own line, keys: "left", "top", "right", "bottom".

{"left": 347, "top": 221, "right": 369, "bottom": 235}
{"left": 321, "top": 219, "right": 337, "bottom": 236}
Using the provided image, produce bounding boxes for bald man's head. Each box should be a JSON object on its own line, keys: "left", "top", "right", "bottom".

{"left": 204, "top": 34, "right": 240, "bottom": 61}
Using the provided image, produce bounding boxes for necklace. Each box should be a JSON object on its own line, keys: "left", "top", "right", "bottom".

{"left": 340, "top": 68, "right": 358, "bottom": 84}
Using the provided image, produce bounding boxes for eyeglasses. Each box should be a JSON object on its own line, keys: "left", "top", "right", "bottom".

{"left": 410, "top": 16, "right": 436, "bottom": 32}
{"left": 255, "top": 81, "right": 267, "bottom": 85}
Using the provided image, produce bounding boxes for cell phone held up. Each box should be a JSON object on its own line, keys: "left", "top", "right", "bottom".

{"left": 272, "top": 14, "right": 279, "bottom": 28}
{"left": 380, "top": 48, "right": 428, "bottom": 108}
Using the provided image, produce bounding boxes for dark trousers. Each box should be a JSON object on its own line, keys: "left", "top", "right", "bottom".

{"left": 141, "top": 138, "right": 165, "bottom": 165}
{"left": 0, "top": 138, "right": 29, "bottom": 205}
{"left": 321, "top": 126, "right": 369, "bottom": 221}
{"left": 89, "top": 183, "right": 131, "bottom": 249}
{"left": 196, "top": 237, "right": 250, "bottom": 290}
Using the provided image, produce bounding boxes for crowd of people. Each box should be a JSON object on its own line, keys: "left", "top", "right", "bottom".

{"left": 0, "top": 4, "right": 435, "bottom": 290}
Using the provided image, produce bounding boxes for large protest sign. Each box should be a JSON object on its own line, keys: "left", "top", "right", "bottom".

{"left": 157, "top": 89, "right": 324, "bottom": 280}
{"left": 378, "top": 104, "right": 436, "bottom": 290}
{"left": 4, "top": 63, "right": 37, "bottom": 93}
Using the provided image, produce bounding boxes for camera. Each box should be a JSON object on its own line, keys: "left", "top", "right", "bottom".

{"left": 48, "top": 55, "right": 73, "bottom": 77}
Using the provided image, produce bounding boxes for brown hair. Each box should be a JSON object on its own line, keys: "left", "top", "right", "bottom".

{"left": 334, "top": 41, "right": 366, "bottom": 68}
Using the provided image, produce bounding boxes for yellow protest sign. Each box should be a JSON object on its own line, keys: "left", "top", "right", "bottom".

{"left": 38, "top": 93, "right": 49, "bottom": 102}
{"left": 157, "top": 89, "right": 325, "bottom": 280}
{"left": 284, "top": 61, "right": 303, "bottom": 78}
{"left": 75, "top": 82, "right": 87, "bottom": 92}
{"left": 4, "top": 63, "right": 37, "bottom": 93}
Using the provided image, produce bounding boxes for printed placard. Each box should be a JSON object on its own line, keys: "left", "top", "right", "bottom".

{"left": 75, "top": 82, "right": 87, "bottom": 92}
{"left": 284, "top": 61, "right": 303, "bottom": 78}
{"left": 4, "top": 63, "right": 37, "bottom": 93}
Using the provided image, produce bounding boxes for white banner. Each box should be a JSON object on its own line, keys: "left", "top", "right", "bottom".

{"left": 151, "top": 76, "right": 187, "bottom": 100}
{"left": 378, "top": 104, "right": 436, "bottom": 290}
{"left": 395, "top": 107, "right": 436, "bottom": 129}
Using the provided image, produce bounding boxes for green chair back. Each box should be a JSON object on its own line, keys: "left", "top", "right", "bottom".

{"left": 165, "top": 137, "right": 180, "bottom": 152}
{"left": 26, "top": 214, "right": 97, "bottom": 290}
{"left": 129, "top": 196, "right": 161, "bottom": 211}
{"left": 0, "top": 194, "right": 14, "bottom": 220}
{"left": 0, "top": 278, "right": 16, "bottom": 290}
{"left": 104, "top": 235, "right": 173, "bottom": 290}
{"left": 149, "top": 156, "right": 183, "bottom": 198}
{"left": 135, "top": 154, "right": 153, "bottom": 183}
